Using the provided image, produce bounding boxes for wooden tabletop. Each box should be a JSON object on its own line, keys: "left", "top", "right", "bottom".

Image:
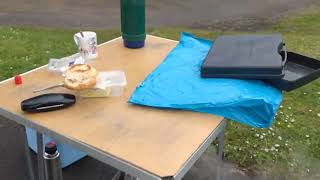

{"left": 0, "top": 35, "right": 224, "bottom": 178}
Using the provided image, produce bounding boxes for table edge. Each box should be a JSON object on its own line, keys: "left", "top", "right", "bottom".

{"left": 173, "top": 119, "right": 226, "bottom": 180}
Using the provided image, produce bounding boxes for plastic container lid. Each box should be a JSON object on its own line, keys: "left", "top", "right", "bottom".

{"left": 98, "top": 71, "right": 127, "bottom": 87}
{"left": 97, "top": 71, "right": 127, "bottom": 97}
{"left": 14, "top": 75, "right": 22, "bottom": 85}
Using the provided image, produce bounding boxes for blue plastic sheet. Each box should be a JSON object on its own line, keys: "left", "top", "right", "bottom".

{"left": 129, "top": 33, "right": 283, "bottom": 128}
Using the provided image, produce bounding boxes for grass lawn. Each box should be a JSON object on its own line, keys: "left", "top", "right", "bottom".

{"left": 1, "top": 6, "right": 319, "bottom": 180}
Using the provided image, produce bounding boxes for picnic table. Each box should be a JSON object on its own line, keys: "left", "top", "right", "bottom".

{"left": 0, "top": 35, "right": 226, "bottom": 180}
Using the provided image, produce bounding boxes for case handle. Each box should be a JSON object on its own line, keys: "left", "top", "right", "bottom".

{"left": 279, "top": 43, "right": 287, "bottom": 67}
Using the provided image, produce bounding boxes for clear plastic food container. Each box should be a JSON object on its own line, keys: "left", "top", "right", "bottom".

{"left": 101, "top": 71, "right": 127, "bottom": 97}
{"left": 79, "top": 71, "right": 127, "bottom": 98}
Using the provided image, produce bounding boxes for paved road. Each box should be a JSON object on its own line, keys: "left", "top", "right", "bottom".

{"left": 0, "top": 0, "right": 318, "bottom": 30}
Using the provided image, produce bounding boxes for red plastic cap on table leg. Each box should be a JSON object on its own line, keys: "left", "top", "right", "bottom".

{"left": 14, "top": 75, "right": 22, "bottom": 85}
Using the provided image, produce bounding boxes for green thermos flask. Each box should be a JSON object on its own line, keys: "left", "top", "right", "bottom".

{"left": 121, "top": 0, "right": 146, "bottom": 48}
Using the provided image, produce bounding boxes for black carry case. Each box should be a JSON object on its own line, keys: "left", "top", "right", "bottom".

{"left": 201, "top": 34, "right": 320, "bottom": 91}
{"left": 266, "top": 52, "right": 320, "bottom": 91}
{"left": 201, "top": 34, "right": 286, "bottom": 79}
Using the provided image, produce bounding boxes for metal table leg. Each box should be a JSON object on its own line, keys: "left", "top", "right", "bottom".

{"left": 37, "top": 132, "right": 45, "bottom": 180}
{"left": 216, "top": 129, "right": 225, "bottom": 162}
{"left": 216, "top": 121, "right": 226, "bottom": 180}
{"left": 22, "top": 126, "right": 36, "bottom": 180}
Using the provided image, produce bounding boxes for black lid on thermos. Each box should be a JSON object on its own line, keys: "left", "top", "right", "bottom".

{"left": 45, "top": 141, "right": 58, "bottom": 155}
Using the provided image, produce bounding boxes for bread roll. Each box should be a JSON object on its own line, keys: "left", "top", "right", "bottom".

{"left": 64, "top": 64, "right": 97, "bottom": 90}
